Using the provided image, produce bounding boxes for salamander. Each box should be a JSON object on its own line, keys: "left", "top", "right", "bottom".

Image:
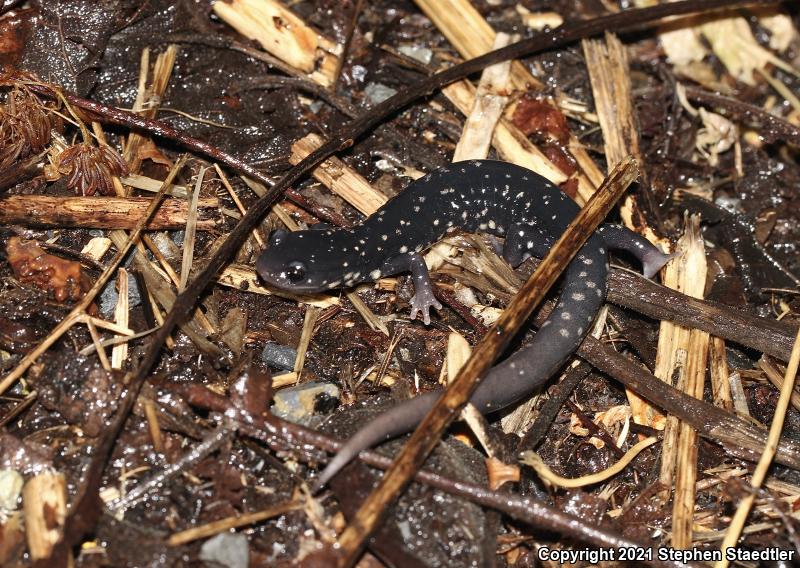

{"left": 256, "top": 160, "right": 671, "bottom": 488}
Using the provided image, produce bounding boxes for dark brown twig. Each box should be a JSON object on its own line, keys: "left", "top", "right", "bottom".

{"left": 517, "top": 363, "right": 592, "bottom": 452}
{"left": 332, "top": 0, "right": 364, "bottom": 90}
{"left": 608, "top": 270, "right": 797, "bottom": 362}
{"left": 684, "top": 86, "right": 800, "bottom": 146}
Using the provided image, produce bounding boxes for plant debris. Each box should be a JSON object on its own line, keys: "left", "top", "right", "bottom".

{"left": 1, "top": 0, "right": 800, "bottom": 566}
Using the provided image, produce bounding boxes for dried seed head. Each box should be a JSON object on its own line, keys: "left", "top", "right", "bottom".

{"left": 57, "top": 143, "right": 129, "bottom": 196}
{"left": 0, "top": 87, "right": 51, "bottom": 170}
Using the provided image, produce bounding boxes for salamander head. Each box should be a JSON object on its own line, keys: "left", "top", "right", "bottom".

{"left": 256, "top": 229, "right": 360, "bottom": 293}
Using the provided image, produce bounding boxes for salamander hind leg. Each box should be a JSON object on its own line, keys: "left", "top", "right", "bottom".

{"left": 503, "top": 224, "right": 554, "bottom": 267}
{"left": 598, "top": 223, "right": 675, "bottom": 279}
{"left": 380, "top": 252, "right": 442, "bottom": 325}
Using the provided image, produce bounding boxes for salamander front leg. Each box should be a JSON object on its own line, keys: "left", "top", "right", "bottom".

{"left": 380, "top": 253, "right": 442, "bottom": 325}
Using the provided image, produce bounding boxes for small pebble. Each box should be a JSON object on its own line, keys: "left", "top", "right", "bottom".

{"left": 398, "top": 45, "right": 433, "bottom": 64}
{"left": 272, "top": 382, "right": 340, "bottom": 425}
{"left": 199, "top": 532, "right": 249, "bottom": 568}
{"left": 260, "top": 343, "right": 298, "bottom": 372}
{"left": 99, "top": 272, "right": 141, "bottom": 317}
{"left": 364, "top": 83, "right": 397, "bottom": 105}
{"left": 351, "top": 64, "right": 367, "bottom": 82}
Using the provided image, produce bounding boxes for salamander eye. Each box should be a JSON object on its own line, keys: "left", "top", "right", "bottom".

{"left": 285, "top": 261, "right": 306, "bottom": 283}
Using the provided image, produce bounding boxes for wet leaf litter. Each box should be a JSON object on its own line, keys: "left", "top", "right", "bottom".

{"left": 0, "top": 0, "right": 799, "bottom": 566}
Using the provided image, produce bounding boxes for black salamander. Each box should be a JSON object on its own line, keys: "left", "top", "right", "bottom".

{"left": 256, "top": 160, "right": 671, "bottom": 487}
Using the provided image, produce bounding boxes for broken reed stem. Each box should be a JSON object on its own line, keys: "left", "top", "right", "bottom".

{"left": 22, "top": 472, "right": 67, "bottom": 561}
{"left": 179, "top": 167, "right": 206, "bottom": 291}
{"left": 583, "top": 32, "right": 642, "bottom": 174}
{"left": 710, "top": 337, "right": 733, "bottom": 410}
{"left": 335, "top": 157, "right": 640, "bottom": 566}
{"left": 715, "top": 327, "right": 800, "bottom": 568}
{"left": 125, "top": 45, "right": 179, "bottom": 174}
{"left": 0, "top": 156, "right": 187, "bottom": 396}
{"left": 290, "top": 133, "right": 387, "bottom": 216}
{"left": 111, "top": 267, "right": 130, "bottom": 370}
{"left": 658, "top": 215, "right": 708, "bottom": 548}
{"left": 452, "top": 32, "right": 514, "bottom": 162}
{"left": 293, "top": 305, "right": 321, "bottom": 382}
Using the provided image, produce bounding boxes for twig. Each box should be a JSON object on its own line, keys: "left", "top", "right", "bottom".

{"left": 167, "top": 501, "right": 303, "bottom": 546}
{"left": 607, "top": 270, "right": 797, "bottom": 362}
{"left": 517, "top": 363, "right": 592, "bottom": 451}
{"left": 0, "top": 194, "right": 218, "bottom": 230}
{"left": 684, "top": 87, "right": 800, "bottom": 147}
{"left": 109, "top": 425, "right": 234, "bottom": 515}
{"left": 332, "top": 0, "right": 363, "bottom": 90}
